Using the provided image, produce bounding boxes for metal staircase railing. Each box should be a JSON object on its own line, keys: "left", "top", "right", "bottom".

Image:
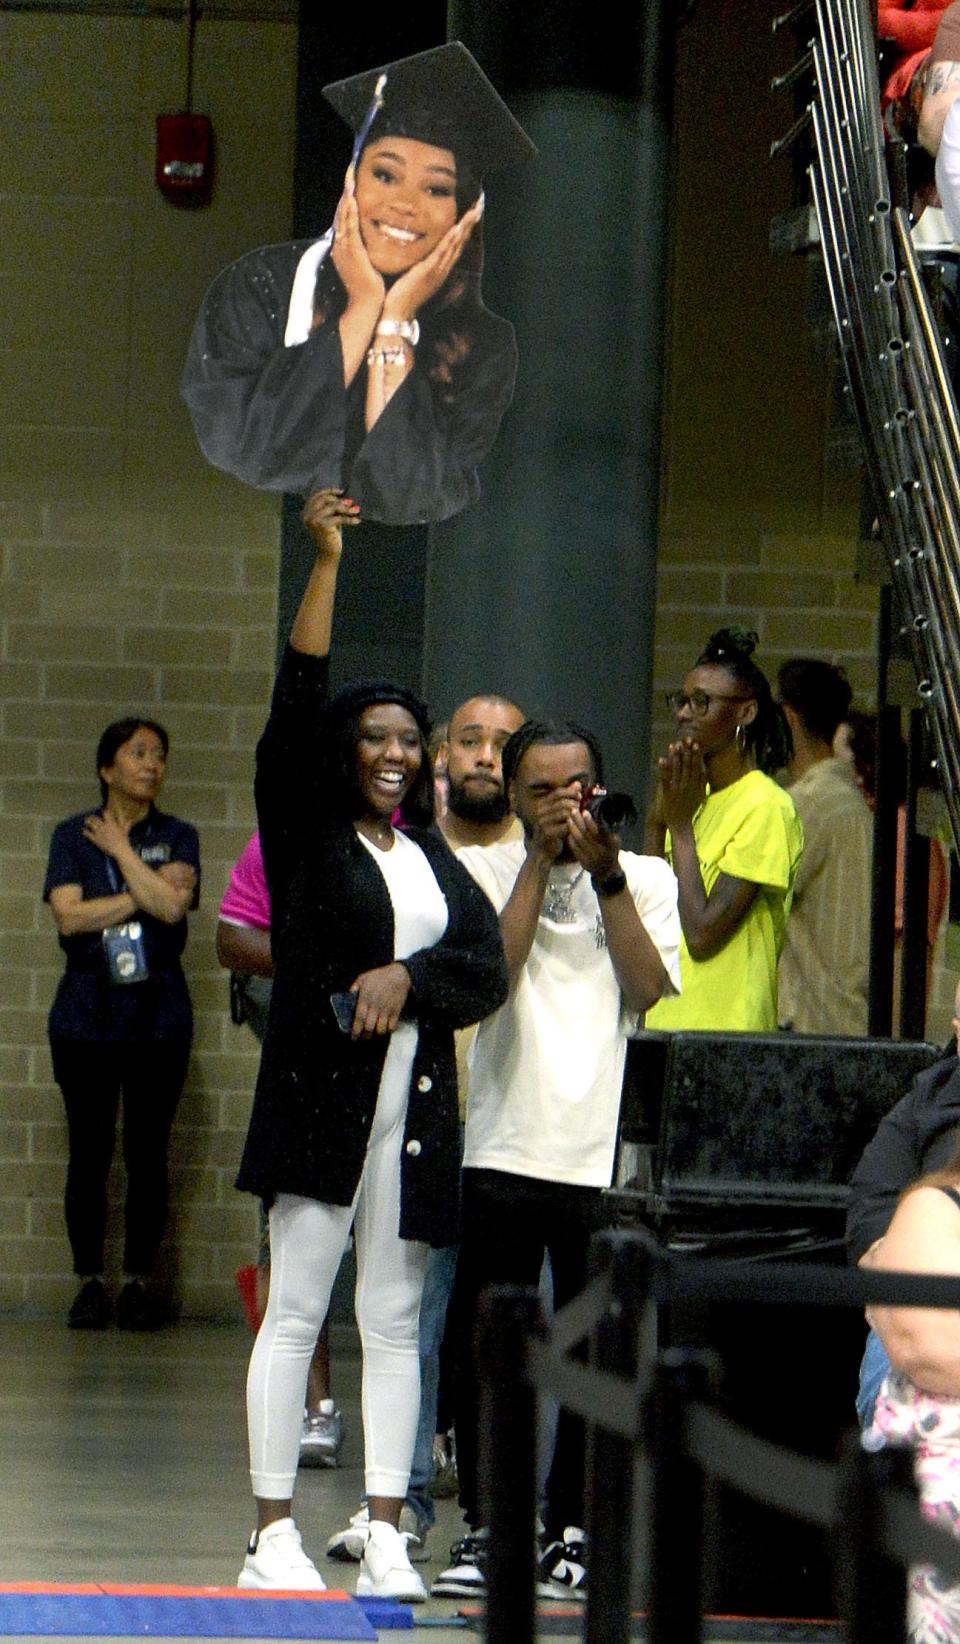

{"left": 772, "top": 0, "right": 960, "bottom": 851}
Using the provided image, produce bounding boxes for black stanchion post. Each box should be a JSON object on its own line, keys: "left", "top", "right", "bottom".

{"left": 835, "top": 1431, "right": 915, "bottom": 1644}
{"left": 646, "top": 1348, "right": 712, "bottom": 1644}
{"left": 477, "top": 1284, "right": 544, "bottom": 1644}
{"left": 585, "top": 1229, "right": 656, "bottom": 1644}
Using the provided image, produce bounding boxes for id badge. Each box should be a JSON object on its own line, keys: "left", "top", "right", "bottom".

{"left": 102, "top": 921, "right": 149, "bottom": 986}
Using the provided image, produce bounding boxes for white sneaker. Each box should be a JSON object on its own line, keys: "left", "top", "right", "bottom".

{"left": 326, "top": 1500, "right": 429, "bottom": 1564}
{"left": 356, "top": 1519, "right": 427, "bottom": 1603}
{"left": 326, "top": 1502, "right": 370, "bottom": 1562}
{"left": 399, "top": 1502, "right": 430, "bottom": 1563}
{"left": 238, "top": 1517, "right": 326, "bottom": 1590}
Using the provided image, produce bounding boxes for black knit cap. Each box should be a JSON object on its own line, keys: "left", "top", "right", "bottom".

{"left": 326, "top": 679, "right": 432, "bottom": 740}
{"left": 323, "top": 41, "right": 537, "bottom": 179}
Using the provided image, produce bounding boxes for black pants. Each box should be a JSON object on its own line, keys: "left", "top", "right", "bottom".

{"left": 453, "top": 1166, "right": 609, "bottom": 1541}
{"left": 51, "top": 1038, "right": 190, "bottom": 1278}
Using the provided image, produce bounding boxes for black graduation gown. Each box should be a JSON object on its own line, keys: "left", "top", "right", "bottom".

{"left": 181, "top": 237, "right": 517, "bottom": 527}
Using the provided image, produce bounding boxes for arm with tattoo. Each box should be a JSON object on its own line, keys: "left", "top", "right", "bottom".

{"left": 919, "top": 60, "right": 960, "bottom": 154}
{"left": 668, "top": 822, "right": 759, "bottom": 961}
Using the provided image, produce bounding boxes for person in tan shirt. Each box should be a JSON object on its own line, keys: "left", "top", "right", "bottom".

{"left": 776, "top": 659, "right": 873, "bottom": 1035}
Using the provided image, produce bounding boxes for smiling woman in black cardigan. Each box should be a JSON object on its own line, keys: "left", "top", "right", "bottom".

{"left": 236, "top": 488, "right": 507, "bottom": 1602}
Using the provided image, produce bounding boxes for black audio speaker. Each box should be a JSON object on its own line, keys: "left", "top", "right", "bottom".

{"left": 616, "top": 1031, "right": 942, "bottom": 1618}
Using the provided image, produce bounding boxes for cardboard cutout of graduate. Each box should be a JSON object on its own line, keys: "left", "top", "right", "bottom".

{"left": 182, "top": 43, "right": 535, "bottom": 527}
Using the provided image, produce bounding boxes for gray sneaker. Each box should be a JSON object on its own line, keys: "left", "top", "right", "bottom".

{"left": 429, "top": 1430, "right": 458, "bottom": 1498}
{"left": 299, "top": 1406, "right": 343, "bottom": 1468}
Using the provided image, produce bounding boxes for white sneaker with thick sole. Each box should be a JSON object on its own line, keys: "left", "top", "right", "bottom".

{"left": 238, "top": 1517, "right": 326, "bottom": 1590}
{"left": 356, "top": 1519, "right": 427, "bottom": 1603}
{"left": 326, "top": 1503, "right": 370, "bottom": 1562}
{"left": 326, "top": 1500, "right": 430, "bottom": 1563}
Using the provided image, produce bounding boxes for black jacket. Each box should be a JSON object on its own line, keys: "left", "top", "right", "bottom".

{"left": 845, "top": 1055, "right": 960, "bottom": 1262}
{"left": 235, "top": 645, "right": 508, "bottom": 1246}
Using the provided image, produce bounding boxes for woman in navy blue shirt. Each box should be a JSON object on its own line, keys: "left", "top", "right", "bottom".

{"left": 44, "top": 719, "right": 200, "bottom": 1331}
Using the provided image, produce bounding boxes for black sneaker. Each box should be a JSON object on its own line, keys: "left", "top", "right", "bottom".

{"left": 537, "top": 1526, "right": 588, "bottom": 1601}
{"left": 68, "top": 1278, "right": 110, "bottom": 1330}
{"left": 116, "top": 1279, "right": 165, "bottom": 1332}
{"left": 430, "top": 1529, "right": 489, "bottom": 1599}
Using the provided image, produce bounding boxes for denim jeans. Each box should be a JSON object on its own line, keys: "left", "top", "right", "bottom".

{"left": 406, "top": 1242, "right": 459, "bottom": 1528}
{"left": 856, "top": 1326, "right": 891, "bottom": 1431}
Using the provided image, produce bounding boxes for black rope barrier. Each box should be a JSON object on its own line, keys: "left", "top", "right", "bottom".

{"left": 547, "top": 1269, "right": 612, "bottom": 1354}
{"left": 647, "top": 1246, "right": 960, "bottom": 1312}
{"left": 479, "top": 1224, "right": 960, "bottom": 1644}
{"left": 527, "top": 1342, "right": 643, "bottom": 1439}
{"left": 685, "top": 1400, "right": 837, "bottom": 1526}
{"left": 539, "top": 1228, "right": 960, "bottom": 1354}
{"left": 881, "top": 1488, "right": 960, "bottom": 1583}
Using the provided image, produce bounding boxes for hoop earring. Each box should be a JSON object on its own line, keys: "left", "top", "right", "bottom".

{"left": 735, "top": 723, "right": 747, "bottom": 756}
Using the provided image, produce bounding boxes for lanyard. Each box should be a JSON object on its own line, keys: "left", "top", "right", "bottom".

{"left": 103, "top": 854, "right": 125, "bottom": 896}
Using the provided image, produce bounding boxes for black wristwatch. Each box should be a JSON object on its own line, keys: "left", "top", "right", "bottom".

{"left": 592, "top": 869, "right": 627, "bottom": 899}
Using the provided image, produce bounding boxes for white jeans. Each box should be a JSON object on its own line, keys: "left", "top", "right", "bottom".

{"left": 247, "top": 1050, "right": 428, "bottom": 1500}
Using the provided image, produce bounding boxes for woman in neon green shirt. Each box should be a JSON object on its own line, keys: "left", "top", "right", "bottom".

{"left": 644, "top": 627, "right": 803, "bottom": 1032}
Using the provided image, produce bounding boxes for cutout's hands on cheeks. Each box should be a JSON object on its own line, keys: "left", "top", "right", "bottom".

{"left": 331, "top": 165, "right": 386, "bottom": 310}
{"left": 381, "top": 194, "right": 484, "bottom": 324}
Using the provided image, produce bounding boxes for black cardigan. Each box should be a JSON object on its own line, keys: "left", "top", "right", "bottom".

{"left": 235, "top": 646, "right": 508, "bottom": 1246}
{"left": 845, "top": 1055, "right": 960, "bottom": 1263}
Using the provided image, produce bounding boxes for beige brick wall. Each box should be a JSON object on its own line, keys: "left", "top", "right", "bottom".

{"left": 1, "top": 0, "right": 951, "bottom": 1321}
{"left": 0, "top": 8, "right": 297, "bottom": 1314}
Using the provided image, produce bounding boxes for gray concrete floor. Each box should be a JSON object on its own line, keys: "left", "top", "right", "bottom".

{"left": 0, "top": 1317, "right": 477, "bottom": 1641}
{"left": 0, "top": 1316, "right": 805, "bottom": 1642}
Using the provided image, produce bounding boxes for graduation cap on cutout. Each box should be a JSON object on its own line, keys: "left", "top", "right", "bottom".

{"left": 323, "top": 41, "right": 537, "bottom": 180}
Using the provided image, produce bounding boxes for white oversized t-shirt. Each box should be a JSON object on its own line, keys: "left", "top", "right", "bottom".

{"left": 456, "top": 841, "right": 681, "bottom": 1188}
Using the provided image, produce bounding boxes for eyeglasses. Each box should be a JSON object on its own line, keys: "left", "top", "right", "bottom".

{"left": 665, "top": 690, "right": 752, "bottom": 717}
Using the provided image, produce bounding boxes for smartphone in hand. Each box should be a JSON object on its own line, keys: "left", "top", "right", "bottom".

{"left": 330, "top": 990, "right": 358, "bottom": 1034}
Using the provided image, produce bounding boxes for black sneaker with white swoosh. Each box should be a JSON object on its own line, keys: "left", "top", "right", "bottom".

{"left": 536, "top": 1526, "right": 588, "bottom": 1601}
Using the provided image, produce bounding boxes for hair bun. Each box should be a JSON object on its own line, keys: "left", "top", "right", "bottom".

{"left": 701, "top": 625, "right": 759, "bottom": 663}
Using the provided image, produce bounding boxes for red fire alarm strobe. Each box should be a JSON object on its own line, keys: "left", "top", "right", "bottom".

{"left": 156, "top": 113, "right": 214, "bottom": 206}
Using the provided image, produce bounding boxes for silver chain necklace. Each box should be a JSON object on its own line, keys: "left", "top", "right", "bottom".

{"left": 542, "top": 868, "right": 585, "bottom": 924}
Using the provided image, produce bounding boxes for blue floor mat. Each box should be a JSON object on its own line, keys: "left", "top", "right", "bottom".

{"left": 0, "top": 1583, "right": 392, "bottom": 1639}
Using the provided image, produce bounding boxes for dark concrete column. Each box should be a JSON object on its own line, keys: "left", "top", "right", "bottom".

{"left": 423, "top": 0, "right": 677, "bottom": 801}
